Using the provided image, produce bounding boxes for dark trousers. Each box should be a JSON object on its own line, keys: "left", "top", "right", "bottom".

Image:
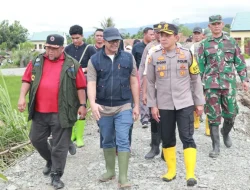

{"left": 29, "top": 112, "right": 72, "bottom": 175}
{"left": 159, "top": 106, "right": 196, "bottom": 149}
{"left": 149, "top": 108, "right": 159, "bottom": 133}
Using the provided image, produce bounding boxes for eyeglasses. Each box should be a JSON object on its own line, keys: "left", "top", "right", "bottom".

{"left": 108, "top": 40, "right": 120, "bottom": 44}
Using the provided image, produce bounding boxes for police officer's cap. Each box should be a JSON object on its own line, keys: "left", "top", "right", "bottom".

{"left": 160, "top": 23, "right": 178, "bottom": 35}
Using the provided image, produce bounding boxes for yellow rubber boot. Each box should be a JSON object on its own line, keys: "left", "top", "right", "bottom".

{"left": 184, "top": 148, "right": 197, "bottom": 186}
{"left": 161, "top": 147, "right": 176, "bottom": 182}
{"left": 205, "top": 116, "right": 210, "bottom": 136}
{"left": 194, "top": 111, "right": 200, "bottom": 129}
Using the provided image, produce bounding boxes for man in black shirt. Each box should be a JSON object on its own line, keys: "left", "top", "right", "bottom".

{"left": 93, "top": 28, "right": 104, "bottom": 52}
{"left": 65, "top": 25, "right": 96, "bottom": 151}
{"left": 132, "top": 27, "right": 154, "bottom": 128}
{"left": 132, "top": 27, "right": 154, "bottom": 69}
{"left": 65, "top": 25, "right": 96, "bottom": 72}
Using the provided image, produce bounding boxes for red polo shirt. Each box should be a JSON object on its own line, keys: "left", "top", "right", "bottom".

{"left": 22, "top": 53, "right": 86, "bottom": 113}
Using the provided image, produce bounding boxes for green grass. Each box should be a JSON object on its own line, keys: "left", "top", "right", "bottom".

{"left": 0, "top": 76, "right": 22, "bottom": 108}
{"left": 0, "top": 74, "right": 31, "bottom": 170}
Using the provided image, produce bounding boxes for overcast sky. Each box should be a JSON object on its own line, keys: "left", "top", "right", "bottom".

{"left": 1, "top": 0, "right": 249, "bottom": 34}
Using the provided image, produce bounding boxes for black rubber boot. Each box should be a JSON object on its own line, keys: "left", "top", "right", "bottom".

{"left": 43, "top": 160, "right": 52, "bottom": 175}
{"left": 209, "top": 126, "right": 220, "bottom": 158}
{"left": 221, "top": 118, "right": 234, "bottom": 148}
{"left": 145, "top": 132, "right": 160, "bottom": 159}
{"left": 51, "top": 172, "right": 64, "bottom": 189}
{"left": 68, "top": 141, "right": 76, "bottom": 155}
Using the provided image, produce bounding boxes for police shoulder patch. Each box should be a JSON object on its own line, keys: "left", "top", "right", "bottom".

{"left": 189, "top": 51, "right": 200, "bottom": 75}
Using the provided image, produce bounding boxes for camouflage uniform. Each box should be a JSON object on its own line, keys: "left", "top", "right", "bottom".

{"left": 198, "top": 15, "right": 248, "bottom": 158}
{"left": 198, "top": 32, "right": 247, "bottom": 126}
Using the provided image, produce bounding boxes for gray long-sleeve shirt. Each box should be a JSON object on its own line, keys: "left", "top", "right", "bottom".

{"left": 147, "top": 47, "right": 205, "bottom": 110}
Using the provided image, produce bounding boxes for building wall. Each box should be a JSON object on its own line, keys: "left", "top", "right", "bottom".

{"left": 230, "top": 31, "right": 250, "bottom": 54}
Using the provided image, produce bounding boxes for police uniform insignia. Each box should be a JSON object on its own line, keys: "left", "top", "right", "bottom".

{"left": 159, "top": 71, "right": 165, "bottom": 77}
{"left": 180, "top": 70, "right": 186, "bottom": 76}
{"left": 189, "top": 57, "right": 200, "bottom": 74}
{"left": 180, "top": 64, "right": 186, "bottom": 69}
{"left": 176, "top": 48, "right": 180, "bottom": 54}
{"left": 179, "top": 52, "right": 186, "bottom": 59}
{"left": 162, "top": 65, "right": 166, "bottom": 70}
{"left": 162, "top": 49, "right": 166, "bottom": 54}
{"left": 157, "top": 67, "right": 161, "bottom": 71}
{"left": 157, "top": 56, "right": 164, "bottom": 61}
{"left": 157, "top": 24, "right": 162, "bottom": 29}
{"left": 31, "top": 75, "right": 35, "bottom": 81}
{"left": 164, "top": 24, "right": 169, "bottom": 30}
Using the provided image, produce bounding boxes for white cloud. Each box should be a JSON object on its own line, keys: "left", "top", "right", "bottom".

{"left": 1, "top": 0, "right": 249, "bottom": 34}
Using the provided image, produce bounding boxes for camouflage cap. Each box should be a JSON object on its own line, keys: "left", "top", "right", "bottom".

{"left": 204, "top": 28, "right": 212, "bottom": 37}
{"left": 209, "top": 15, "right": 222, "bottom": 24}
{"left": 160, "top": 23, "right": 178, "bottom": 35}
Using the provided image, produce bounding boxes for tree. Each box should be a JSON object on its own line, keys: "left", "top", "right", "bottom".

{"left": 223, "top": 24, "right": 231, "bottom": 33}
{"left": 85, "top": 34, "right": 94, "bottom": 45}
{"left": 11, "top": 41, "right": 37, "bottom": 67}
{"left": 66, "top": 34, "right": 72, "bottom": 44}
{"left": 131, "top": 27, "right": 144, "bottom": 39}
{"left": 95, "top": 17, "right": 115, "bottom": 29}
{"left": 178, "top": 24, "right": 192, "bottom": 37}
{"left": 0, "top": 20, "right": 28, "bottom": 50}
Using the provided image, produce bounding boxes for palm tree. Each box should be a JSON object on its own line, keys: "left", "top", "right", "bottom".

{"left": 95, "top": 17, "right": 115, "bottom": 29}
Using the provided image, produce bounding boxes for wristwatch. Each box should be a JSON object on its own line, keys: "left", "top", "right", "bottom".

{"left": 80, "top": 104, "right": 87, "bottom": 108}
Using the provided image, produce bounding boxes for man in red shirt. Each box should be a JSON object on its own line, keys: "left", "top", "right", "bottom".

{"left": 18, "top": 34, "right": 87, "bottom": 189}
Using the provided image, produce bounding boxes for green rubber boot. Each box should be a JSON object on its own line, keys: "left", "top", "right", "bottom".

{"left": 118, "top": 152, "right": 131, "bottom": 188}
{"left": 75, "top": 120, "right": 85, "bottom": 148}
{"left": 99, "top": 148, "right": 116, "bottom": 182}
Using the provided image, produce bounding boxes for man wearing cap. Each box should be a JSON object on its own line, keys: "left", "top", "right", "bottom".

{"left": 138, "top": 22, "right": 163, "bottom": 160}
{"left": 147, "top": 23, "right": 205, "bottom": 186}
{"left": 132, "top": 27, "right": 154, "bottom": 129}
{"left": 18, "top": 34, "right": 87, "bottom": 189}
{"left": 189, "top": 26, "right": 205, "bottom": 130}
{"left": 65, "top": 25, "right": 96, "bottom": 149}
{"left": 198, "top": 15, "right": 248, "bottom": 158}
{"left": 87, "top": 27, "right": 139, "bottom": 188}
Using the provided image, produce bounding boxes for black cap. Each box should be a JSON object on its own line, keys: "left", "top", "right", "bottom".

{"left": 160, "top": 23, "right": 178, "bottom": 35}
{"left": 193, "top": 27, "right": 202, "bottom": 33}
{"left": 45, "top": 34, "right": 64, "bottom": 48}
{"left": 103, "top": 27, "right": 122, "bottom": 41}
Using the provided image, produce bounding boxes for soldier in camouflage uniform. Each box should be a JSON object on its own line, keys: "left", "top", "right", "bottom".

{"left": 147, "top": 23, "right": 205, "bottom": 186}
{"left": 198, "top": 15, "right": 249, "bottom": 158}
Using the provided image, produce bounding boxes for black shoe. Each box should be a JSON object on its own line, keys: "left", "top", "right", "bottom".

{"left": 187, "top": 178, "right": 197, "bottom": 186}
{"left": 51, "top": 173, "right": 64, "bottom": 189}
{"left": 68, "top": 142, "right": 76, "bottom": 155}
{"left": 43, "top": 160, "right": 52, "bottom": 175}
{"left": 142, "top": 121, "right": 149, "bottom": 128}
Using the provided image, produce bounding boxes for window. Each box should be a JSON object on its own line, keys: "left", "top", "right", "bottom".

{"left": 34, "top": 44, "right": 37, "bottom": 49}
{"left": 39, "top": 44, "right": 42, "bottom": 49}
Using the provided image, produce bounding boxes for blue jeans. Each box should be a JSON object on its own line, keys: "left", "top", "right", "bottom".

{"left": 98, "top": 109, "right": 133, "bottom": 152}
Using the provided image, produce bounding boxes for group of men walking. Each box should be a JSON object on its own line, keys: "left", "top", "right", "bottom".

{"left": 17, "top": 14, "right": 248, "bottom": 189}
